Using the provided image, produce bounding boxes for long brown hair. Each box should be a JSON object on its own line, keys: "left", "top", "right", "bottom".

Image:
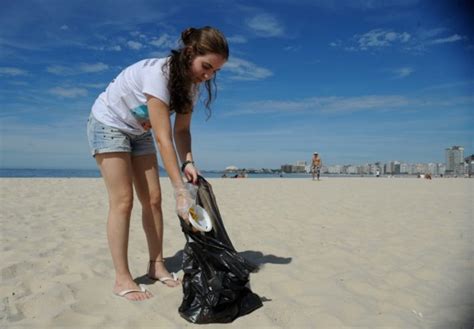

{"left": 165, "top": 26, "right": 229, "bottom": 117}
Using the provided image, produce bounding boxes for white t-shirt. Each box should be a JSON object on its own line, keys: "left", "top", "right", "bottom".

{"left": 91, "top": 57, "right": 172, "bottom": 135}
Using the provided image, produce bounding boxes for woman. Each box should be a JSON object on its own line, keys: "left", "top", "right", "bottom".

{"left": 86, "top": 26, "right": 229, "bottom": 301}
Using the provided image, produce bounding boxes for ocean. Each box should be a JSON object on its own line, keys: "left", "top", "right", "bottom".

{"left": 0, "top": 168, "right": 102, "bottom": 178}
{"left": 0, "top": 168, "right": 311, "bottom": 179}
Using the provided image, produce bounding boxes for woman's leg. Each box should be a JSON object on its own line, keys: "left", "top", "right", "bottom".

{"left": 96, "top": 152, "right": 153, "bottom": 300}
{"left": 131, "top": 154, "right": 180, "bottom": 287}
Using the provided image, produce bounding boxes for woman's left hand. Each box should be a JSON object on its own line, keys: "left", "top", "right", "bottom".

{"left": 183, "top": 163, "right": 199, "bottom": 184}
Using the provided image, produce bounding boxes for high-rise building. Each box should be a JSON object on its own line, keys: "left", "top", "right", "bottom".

{"left": 437, "top": 163, "right": 446, "bottom": 175}
{"left": 445, "top": 146, "right": 464, "bottom": 175}
{"left": 465, "top": 155, "right": 474, "bottom": 177}
{"left": 384, "top": 161, "right": 401, "bottom": 175}
{"left": 400, "top": 162, "right": 410, "bottom": 174}
{"left": 428, "top": 163, "right": 438, "bottom": 175}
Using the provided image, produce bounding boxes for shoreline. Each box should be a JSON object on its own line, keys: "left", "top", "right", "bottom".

{"left": 2, "top": 168, "right": 471, "bottom": 179}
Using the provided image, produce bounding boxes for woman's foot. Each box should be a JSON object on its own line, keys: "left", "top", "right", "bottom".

{"left": 113, "top": 278, "right": 153, "bottom": 301}
{"left": 147, "top": 260, "right": 181, "bottom": 287}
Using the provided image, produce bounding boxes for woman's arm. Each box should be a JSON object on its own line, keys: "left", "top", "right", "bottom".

{"left": 174, "top": 109, "right": 199, "bottom": 184}
{"left": 174, "top": 111, "right": 193, "bottom": 165}
{"left": 146, "top": 95, "right": 183, "bottom": 189}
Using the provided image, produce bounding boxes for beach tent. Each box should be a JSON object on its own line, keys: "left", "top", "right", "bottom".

{"left": 178, "top": 176, "right": 262, "bottom": 323}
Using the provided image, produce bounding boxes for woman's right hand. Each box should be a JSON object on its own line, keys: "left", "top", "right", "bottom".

{"left": 174, "top": 187, "right": 193, "bottom": 223}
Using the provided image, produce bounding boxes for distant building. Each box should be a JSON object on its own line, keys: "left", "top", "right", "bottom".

{"left": 400, "top": 162, "right": 410, "bottom": 174}
{"left": 361, "top": 163, "right": 371, "bottom": 175}
{"left": 427, "top": 163, "right": 436, "bottom": 175}
{"left": 413, "top": 163, "right": 429, "bottom": 175}
{"left": 277, "top": 146, "right": 468, "bottom": 177}
{"left": 438, "top": 163, "right": 444, "bottom": 175}
{"left": 327, "top": 165, "right": 342, "bottom": 174}
{"left": 281, "top": 163, "right": 306, "bottom": 173}
{"left": 374, "top": 162, "right": 383, "bottom": 175}
{"left": 445, "top": 146, "right": 464, "bottom": 175}
{"left": 385, "top": 161, "right": 401, "bottom": 175}
{"left": 465, "top": 155, "right": 474, "bottom": 177}
{"left": 345, "top": 165, "right": 358, "bottom": 175}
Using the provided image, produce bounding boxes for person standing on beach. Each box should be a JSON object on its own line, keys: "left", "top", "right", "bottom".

{"left": 311, "top": 152, "right": 322, "bottom": 181}
{"left": 86, "top": 27, "right": 229, "bottom": 301}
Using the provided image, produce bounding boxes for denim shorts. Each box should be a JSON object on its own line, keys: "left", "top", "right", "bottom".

{"left": 86, "top": 114, "right": 156, "bottom": 157}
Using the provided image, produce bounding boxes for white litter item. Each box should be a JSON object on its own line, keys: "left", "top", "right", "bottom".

{"left": 188, "top": 205, "right": 212, "bottom": 232}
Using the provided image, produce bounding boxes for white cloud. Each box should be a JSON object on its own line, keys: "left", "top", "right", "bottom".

{"left": 246, "top": 14, "right": 284, "bottom": 37}
{"left": 81, "top": 82, "right": 107, "bottom": 89}
{"left": 418, "top": 27, "right": 446, "bottom": 39}
{"left": 46, "top": 62, "right": 109, "bottom": 75}
{"left": 108, "top": 45, "right": 122, "bottom": 51}
{"left": 149, "top": 33, "right": 176, "bottom": 49}
{"left": 226, "top": 93, "right": 474, "bottom": 116}
{"left": 87, "top": 43, "right": 122, "bottom": 52}
{"left": 49, "top": 87, "right": 88, "bottom": 98}
{"left": 226, "top": 95, "right": 415, "bottom": 116}
{"left": 148, "top": 50, "right": 171, "bottom": 58}
{"left": 334, "top": 27, "right": 466, "bottom": 53}
{"left": 127, "top": 40, "right": 143, "bottom": 50}
{"left": 429, "top": 34, "right": 464, "bottom": 45}
{"left": 227, "top": 35, "right": 248, "bottom": 44}
{"left": 224, "top": 57, "right": 273, "bottom": 81}
{"left": 78, "top": 62, "right": 109, "bottom": 73}
{"left": 284, "top": 45, "right": 300, "bottom": 52}
{"left": 46, "top": 65, "right": 74, "bottom": 75}
{"left": 391, "top": 67, "right": 414, "bottom": 79}
{"left": 0, "top": 67, "right": 29, "bottom": 76}
{"left": 321, "top": 95, "right": 411, "bottom": 113}
{"left": 356, "top": 29, "right": 411, "bottom": 50}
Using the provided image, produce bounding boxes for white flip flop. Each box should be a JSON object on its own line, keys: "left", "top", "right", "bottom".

{"left": 114, "top": 284, "right": 149, "bottom": 298}
{"left": 158, "top": 272, "right": 180, "bottom": 285}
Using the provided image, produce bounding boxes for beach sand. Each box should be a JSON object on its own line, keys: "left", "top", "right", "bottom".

{"left": 1, "top": 177, "right": 472, "bottom": 328}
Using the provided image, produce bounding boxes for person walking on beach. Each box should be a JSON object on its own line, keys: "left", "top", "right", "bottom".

{"left": 86, "top": 26, "right": 229, "bottom": 301}
{"left": 311, "top": 152, "right": 322, "bottom": 181}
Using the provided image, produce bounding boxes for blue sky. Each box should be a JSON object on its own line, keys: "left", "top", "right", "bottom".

{"left": 0, "top": 0, "right": 472, "bottom": 170}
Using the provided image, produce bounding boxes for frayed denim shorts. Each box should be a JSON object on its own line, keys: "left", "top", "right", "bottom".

{"left": 86, "top": 114, "right": 156, "bottom": 157}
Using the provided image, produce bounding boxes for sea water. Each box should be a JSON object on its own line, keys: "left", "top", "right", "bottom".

{"left": 0, "top": 168, "right": 314, "bottom": 179}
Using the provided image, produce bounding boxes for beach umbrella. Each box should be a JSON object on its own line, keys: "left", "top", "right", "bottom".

{"left": 225, "top": 165, "right": 239, "bottom": 172}
{"left": 178, "top": 176, "right": 262, "bottom": 324}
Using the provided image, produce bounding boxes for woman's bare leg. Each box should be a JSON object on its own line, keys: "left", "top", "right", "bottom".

{"left": 96, "top": 152, "right": 153, "bottom": 300}
{"left": 131, "top": 154, "right": 180, "bottom": 287}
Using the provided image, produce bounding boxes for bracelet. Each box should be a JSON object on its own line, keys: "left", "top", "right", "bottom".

{"left": 181, "top": 160, "right": 195, "bottom": 172}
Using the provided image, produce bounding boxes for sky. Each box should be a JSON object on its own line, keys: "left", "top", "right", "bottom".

{"left": 0, "top": 0, "right": 473, "bottom": 170}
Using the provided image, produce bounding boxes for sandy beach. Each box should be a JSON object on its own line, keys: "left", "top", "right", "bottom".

{"left": 1, "top": 177, "right": 472, "bottom": 328}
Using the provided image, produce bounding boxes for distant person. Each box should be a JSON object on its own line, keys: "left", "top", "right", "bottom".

{"left": 376, "top": 170, "right": 380, "bottom": 177}
{"left": 311, "top": 152, "right": 322, "bottom": 181}
{"left": 86, "top": 26, "right": 229, "bottom": 301}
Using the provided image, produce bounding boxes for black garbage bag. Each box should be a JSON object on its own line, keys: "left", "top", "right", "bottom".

{"left": 178, "top": 176, "right": 263, "bottom": 324}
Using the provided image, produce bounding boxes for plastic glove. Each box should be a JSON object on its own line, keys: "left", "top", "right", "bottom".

{"left": 183, "top": 162, "right": 199, "bottom": 184}
{"left": 174, "top": 187, "right": 193, "bottom": 223}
